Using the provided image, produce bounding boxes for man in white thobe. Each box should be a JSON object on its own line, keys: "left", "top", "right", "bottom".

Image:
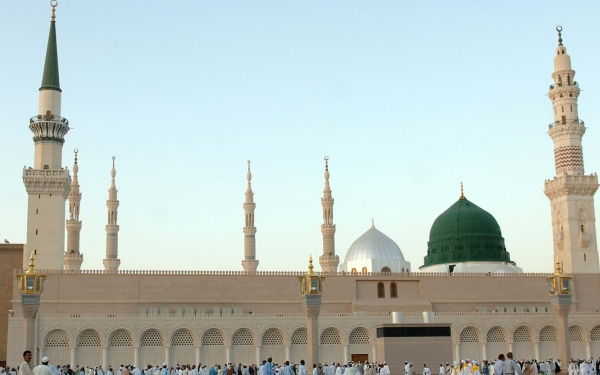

{"left": 494, "top": 355, "right": 505, "bottom": 375}
{"left": 381, "top": 364, "right": 389, "bottom": 375}
{"left": 33, "top": 358, "right": 54, "bottom": 375}
{"left": 424, "top": 366, "right": 431, "bottom": 375}
{"left": 503, "top": 353, "right": 523, "bottom": 375}
{"left": 440, "top": 364, "right": 445, "bottom": 375}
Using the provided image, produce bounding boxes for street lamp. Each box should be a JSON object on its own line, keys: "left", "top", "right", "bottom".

{"left": 16, "top": 253, "right": 45, "bottom": 365}
{"left": 298, "top": 255, "right": 325, "bottom": 368}
{"left": 547, "top": 259, "right": 572, "bottom": 373}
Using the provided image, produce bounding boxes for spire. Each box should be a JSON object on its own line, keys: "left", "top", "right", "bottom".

{"left": 459, "top": 182, "right": 466, "bottom": 200}
{"left": 371, "top": 218, "right": 375, "bottom": 228}
{"left": 65, "top": 149, "right": 83, "bottom": 271}
{"left": 104, "top": 156, "right": 120, "bottom": 272}
{"left": 557, "top": 25, "right": 563, "bottom": 46}
{"left": 242, "top": 160, "right": 259, "bottom": 272}
{"left": 40, "top": 1, "right": 61, "bottom": 92}
{"left": 319, "top": 156, "right": 339, "bottom": 272}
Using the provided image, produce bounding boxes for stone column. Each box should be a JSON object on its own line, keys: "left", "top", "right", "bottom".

{"left": 454, "top": 345, "right": 460, "bottom": 362}
{"left": 256, "top": 346, "right": 261, "bottom": 366}
{"left": 551, "top": 294, "right": 572, "bottom": 370}
{"left": 343, "top": 345, "right": 349, "bottom": 363}
{"left": 196, "top": 347, "right": 201, "bottom": 365}
{"left": 71, "top": 348, "right": 76, "bottom": 368}
{"left": 304, "top": 296, "right": 321, "bottom": 367}
{"left": 508, "top": 343, "right": 513, "bottom": 352}
{"left": 586, "top": 342, "right": 591, "bottom": 359}
{"left": 134, "top": 347, "right": 140, "bottom": 368}
{"left": 103, "top": 348, "right": 108, "bottom": 370}
{"left": 534, "top": 343, "right": 540, "bottom": 361}
{"left": 165, "top": 346, "right": 171, "bottom": 366}
{"left": 21, "top": 298, "right": 40, "bottom": 366}
{"left": 226, "top": 346, "right": 232, "bottom": 364}
{"left": 481, "top": 343, "right": 487, "bottom": 361}
{"left": 371, "top": 345, "right": 377, "bottom": 363}
{"left": 285, "top": 346, "right": 291, "bottom": 361}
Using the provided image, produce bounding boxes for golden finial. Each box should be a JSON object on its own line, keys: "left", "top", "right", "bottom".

{"left": 555, "top": 257, "right": 562, "bottom": 275}
{"left": 50, "top": 0, "right": 58, "bottom": 22}
{"left": 74, "top": 148, "right": 79, "bottom": 164}
{"left": 371, "top": 218, "right": 375, "bottom": 228}
{"left": 557, "top": 25, "right": 563, "bottom": 46}
{"left": 307, "top": 254, "right": 314, "bottom": 275}
{"left": 324, "top": 156, "right": 329, "bottom": 171}
{"left": 26, "top": 252, "right": 36, "bottom": 274}
{"left": 459, "top": 182, "right": 466, "bottom": 200}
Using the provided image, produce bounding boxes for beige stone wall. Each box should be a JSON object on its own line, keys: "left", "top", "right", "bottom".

{"left": 0, "top": 244, "right": 24, "bottom": 363}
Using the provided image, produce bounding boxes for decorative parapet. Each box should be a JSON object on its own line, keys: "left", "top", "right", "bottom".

{"left": 544, "top": 173, "right": 599, "bottom": 200}
{"left": 22, "top": 167, "right": 71, "bottom": 199}
{"left": 29, "top": 115, "right": 70, "bottom": 143}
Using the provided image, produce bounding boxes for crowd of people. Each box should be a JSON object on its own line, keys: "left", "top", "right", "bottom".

{"left": 6, "top": 350, "right": 600, "bottom": 375}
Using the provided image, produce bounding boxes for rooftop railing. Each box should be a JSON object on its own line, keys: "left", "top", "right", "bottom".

{"left": 548, "top": 118, "right": 584, "bottom": 129}
{"left": 30, "top": 114, "right": 69, "bottom": 126}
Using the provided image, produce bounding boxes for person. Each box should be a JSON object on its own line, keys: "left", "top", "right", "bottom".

{"left": 299, "top": 361, "right": 307, "bottom": 375}
{"left": 312, "top": 366, "right": 318, "bottom": 375}
{"left": 472, "top": 362, "right": 481, "bottom": 375}
{"left": 380, "top": 364, "right": 389, "bottom": 375}
{"left": 481, "top": 361, "right": 489, "bottom": 375}
{"left": 424, "top": 365, "right": 431, "bottom": 375}
{"left": 161, "top": 365, "right": 169, "bottom": 375}
{"left": 282, "top": 363, "right": 293, "bottom": 375}
{"left": 266, "top": 361, "right": 274, "bottom": 375}
{"left": 19, "top": 351, "right": 34, "bottom": 375}
{"left": 33, "top": 357, "right": 54, "bottom": 375}
{"left": 503, "top": 353, "right": 523, "bottom": 375}
{"left": 440, "top": 364, "right": 445, "bottom": 375}
{"left": 495, "top": 355, "right": 506, "bottom": 375}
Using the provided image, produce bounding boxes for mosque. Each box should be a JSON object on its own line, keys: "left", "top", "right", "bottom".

{"left": 3, "top": 3, "right": 600, "bottom": 371}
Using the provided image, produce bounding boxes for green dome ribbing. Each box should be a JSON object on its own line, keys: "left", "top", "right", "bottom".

{"left": 40, "top": 21, "right": 61, "bottom": 92}
{"left": 422, "top": 197, "right": 512, "bottom": 267}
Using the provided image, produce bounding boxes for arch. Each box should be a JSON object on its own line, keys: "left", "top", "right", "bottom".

{"left": 291, "top": 328, "right": 307, "bottom": 345}
{"left": 539, "top": 326, "right": 557, "bottom": 342}
{"left": 202, "top": 328, "right": 224, "bottom": 346}
{"left": 320, "top": 327, "right": 341, "bottom": 345}
{"left": 348, "top": 327, "right": 370, "bottom": 345}
{"left": 262, "top": 328, "right": 284, "bottom": 346}
{"left": 381, "top": 266, "right": 391, "bottom": 274}
{"left": 232, "top": 328, "right": 254, "bottom": 346}
{"left": 45, "top": 329, "right": 70, "bottom": 347}
{"left": 351, "top": 268, "right": 357, "bottom": 274}
{"left": 486, "top": 326, "right": 506, "bottom": 343}
{"left": 77, "top": 329, "right": 101, "bottom": 347}
{"left": 390, "top": 282, "right": 398, "bottom": 298}
{"left": 171, "top": 329, "right": 194, "bottom": 346}
{"left": 513, "top": 326, "right": 533, "bottom": 342}
{"left": 591, "top": 325, "right": 600, "bottom": 341}
{"left": 362, "top": 267, "right": 368, "bottom": 274}
{"left": 569, "top": 326, "right": 584, "bottom": 342}
{"left": 109, "top": 329, "right": 133, "bottom": 347}
{"left": 459, "top": 327, "right": 479, "bottom": 343}
{"left": 377, "top": 282, "right": 385, "bottom": 298}
{"left": 140, "top": 329, "right": 164, "bottom": 347}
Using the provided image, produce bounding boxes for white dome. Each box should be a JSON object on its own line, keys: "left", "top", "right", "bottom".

{"left": 343, "top": 227, "right": 405, "bottom": 263}
{"left": 493, "top": 264, "right": 519, "bottom": 274}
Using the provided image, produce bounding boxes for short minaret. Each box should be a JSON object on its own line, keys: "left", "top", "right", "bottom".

{"left": 23, "top": 1, "right": 71, "bottom": 269}
{"left": 544, "top": 26, "right": 600, "bottom": 273}
{"left": 319, "top": 156, "right": 339, "bottom": 272}
{"left": 64, "top": 149, "right": 83, "bottom": 271}
{"left": 242, "top": 160, "right": 259, "bottom": 272}
{"left": 103, "top": 157, "right": 121, "bottom": 272}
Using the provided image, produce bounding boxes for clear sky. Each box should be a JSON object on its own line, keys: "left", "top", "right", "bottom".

{"left": 2, "top": 1, "right": 600, "bottom": 272}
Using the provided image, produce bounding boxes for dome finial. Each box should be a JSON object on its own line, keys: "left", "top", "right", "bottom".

{"left": 459, "top": 182, "right": 466, "bottom": 200}
{"left": 73, "top": 148, "right": 78, "bottom": 164}
{"left": 324, "top": 156, "right": 329, "bottom": 171}
{"left": 50, "top": 0, "right": 58, "bottom": 22}
{"left": 556, "top": 25, "right": 563, "bottom": 46}
{"left": 246, "top": 160, "right": 252, "bottom": 182}
{"left": 371, "top": 218, "right": 375, "bottom": 228}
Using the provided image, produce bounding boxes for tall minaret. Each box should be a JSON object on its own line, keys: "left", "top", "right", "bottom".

{"left": 242, "top": 160, "right": 259, "bottom": 272}
{"left": 64, "top": 149, "right": 83, "bottom": 271}
{"left": 319, "top": 156, "right": 339, "bottom": 272}
{"left": 103, "top": 157, "right": 121, "bottom": 272}
{"left": 544, "top": 26, "right": 600, "bottom": 274}
{"left": 22, "top": 1, "right": 71, "bottom": 269}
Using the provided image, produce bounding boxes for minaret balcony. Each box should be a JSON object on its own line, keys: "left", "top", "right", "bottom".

{"left": 29, "top": 114, "right": 70, "bottom": 143}
{"left": 549, "top": 81, "right": 579, "bottom": 90}
{"left": 548, "top": 118, "right": 584, "bottom": 130}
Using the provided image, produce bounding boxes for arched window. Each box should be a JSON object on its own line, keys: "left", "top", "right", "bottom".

{"left": 351, "top": 268, "right": 357, "bottom": 274}
{"left": 362, "top": 267, "right": 367, "bottom": 274}
{"left": 486, "top": 327, "right": 505, "bottom": 343}
{"left": 320, "top": 328, "right": 341, "bottom": 345}
{"left": 539, "top": 326, "right": 557, "bottom": 342}
{"left": 377, "top": 282, "right": 385, "bottom": 298}
{"left": 390, "top": 282, "right": 398, "bottom": 298}
{"left": 459, "top": 327, "right": 479, "bottom": 343}
{"left": 291, "top": 328, "right": 307, "bottom": 345}
{"left": 381, "top": 267, "right": 391, "bottom": 274}
{"left": 232, "top": 329, "right": 254, "bottom": 346}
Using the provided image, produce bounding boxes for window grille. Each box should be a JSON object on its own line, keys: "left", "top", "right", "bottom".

{"left": 291, "top": 328, "right": 307, "bottom": 345}
{"left": 486, "top": 327, "right": 505, "bottom": 343}
{"left": 349, "top": 328, "right": 370, "bottom": 345}
{"left": 591, "top": 326, "right": 600, "bottom": 341}
{"left": 78, "top": 330, "right": 101, "bottom": 347}
{"left": 539, "top": 326, "right": 557, "bottom": 342}
{"left": 459, "top": 327, "right": 479, "bottom": 343}
{"left": 569, "top": 326, "right": 583, "bottom": 342}
{"left": 140, "top": 329, "right": 163, "bottom": 347}
{"left": 232, "top": 329, "right": 254, "bottom": 346}
{"left": 171, "top": 329, "right": 194, "bottom": 346}
{"left": 202, "top": 329, "right": 224, "bottom": 346}
{"left": 262, "top": 328, "right": 284, "bottom": 346}
{"left": 45, "top": 330, "right": 70, "bottom": 347}
{"left": 320, "top": 328, "right": 341, "bottom": 345}
{"left": 513, "top": 326, "right": 532, "bottom": 342}
{"left": 109, "top": 329, "right": 132, "bottom": 347}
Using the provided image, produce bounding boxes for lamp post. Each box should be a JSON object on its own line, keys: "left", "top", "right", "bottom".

{"left": 16, "top": 253, "right": 46, "bottom": 365}
{"left": 546, "top": 259, "right": 573, "bottom": 372}
{"left": 298, "top": 255, "right": 325, "bottom": 368}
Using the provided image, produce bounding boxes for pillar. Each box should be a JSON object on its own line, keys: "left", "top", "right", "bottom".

{"left": 102, "top": 348, "right": 108, "bottom": 370}
{"left": 226, "top": 346, "right": 232, "bottom": 364}
{"left": 285, "top": 346, "right": 291, "bottom": 361}
{"left": 23, "top": 311, "right": 39, "bottom": 365}
{"left": 71, "top": 348, "right": 76, "bottom": 368}
{"left": 196, "top": 347, "right": 201, "bottom": 365}
{"left": 481, "top": 343, "right": 487, "bottom": 361}
{"left": 307, "top": 315, "right": 319, "bottom": 366}
{"left": 343, "top": 345, "right": 349, "bottom": 363}
{"left": 256, "top": 347, "right": 261, "bottom": 366}
{"left": 134, "top": 347, "right": 139, "bottom": 368}
{"left": 454, "top": 345, "right": 460, "bottom": 362}
{"left": 586, "top": 342, "right": 591, "bottom": 359}
{"left": 165, "top": 347, "right": 171, "bottom": 366}
{"left": 534, "top": 343, "right": 540, "bottom": 361}
{"left": 508, "top": 343, "right": 513, "bottom": 352}
{"left": 551, "top": 294, "right": 572, "bottom": 368}
{"left": 371, "top": 345, "right": 377, "bottom": 363}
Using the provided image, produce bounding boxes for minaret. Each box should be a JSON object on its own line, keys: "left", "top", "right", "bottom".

{"left": 64, "top": 149, "right": 83, "bottom": 271}
{"left": 319, "top": 156, "right": 339, "bottom": 272}
{"left": 22, "top": 1, "right": 71, "bottom": 269}
{"left": 103, "top": 157, "right": 121, "bottom": 272}
{"left": 242, "top": 160, "right": 259, "bottom": 272}
{"left": 544, "top": 26, "right": 600, "bottom": 273}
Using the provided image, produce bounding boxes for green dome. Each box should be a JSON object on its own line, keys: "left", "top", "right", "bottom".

{"left": 422, "top": 196, "right": 512, "bottom": 268}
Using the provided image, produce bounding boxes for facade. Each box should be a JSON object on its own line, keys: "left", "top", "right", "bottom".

{"left": 5, "top": 7, "right": 600, "bottom": 370}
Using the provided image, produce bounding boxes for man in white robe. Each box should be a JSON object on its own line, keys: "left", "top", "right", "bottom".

{"left": 440, "top": 364, "right": 445, "bottom": 375}
{"left": 33, "top": 358, "right": 54, "bottom": 375}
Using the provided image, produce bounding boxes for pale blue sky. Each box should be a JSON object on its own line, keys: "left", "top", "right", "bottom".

{"left": 2, "top": 1, "right": 600, "bottom": 272}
